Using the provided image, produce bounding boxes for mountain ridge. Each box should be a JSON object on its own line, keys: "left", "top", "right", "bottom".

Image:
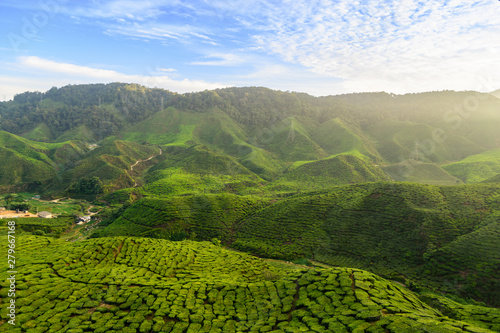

{"left": 1, "top": 83, "right": 500, "bottom": 194}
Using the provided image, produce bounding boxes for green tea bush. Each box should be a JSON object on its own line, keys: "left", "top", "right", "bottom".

{"left": 5, "top": 231, "right": 498, "bottom": 333}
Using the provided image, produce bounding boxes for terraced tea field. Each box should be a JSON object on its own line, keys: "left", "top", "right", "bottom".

{"left": 1, "top": 236, "right": 499, "bottom": 332}
{"left": 98, "top": 182, "right": 500, "bottom": 306}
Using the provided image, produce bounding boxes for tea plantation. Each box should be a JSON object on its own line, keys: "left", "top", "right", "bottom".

{"left": 1, "top": 236, "right": 499, "bottom": 332}
{"left": 98, "top": 182, "right": 500, "bottom": 306}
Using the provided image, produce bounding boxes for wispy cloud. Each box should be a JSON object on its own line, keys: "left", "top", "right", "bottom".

{"left": 191, "top": 53, "right": 245, "bottom": 66}
{"left": 61, "top": 0, "right": 176, "bottom": 20}
{"left": 2, "top": 0, "right": 499, "bottom": 97}
{"left": 104, "top": 22, "right": 220, "bottom": 46}
{"left": 157, "top": 67, "right": 177, "bottom": 73}
{"left": 252, "top": 0, "right": 500, "bottom": 93}
{"left": 20, "top": 56, "right": 128, "bottom": 79}
{"left": 73, "top": 0, "right": 500, "bottom": 93}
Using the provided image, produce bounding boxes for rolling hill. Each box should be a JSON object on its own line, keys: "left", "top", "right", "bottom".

{"left": 382, "top": 160, "right": 462, "bottom": 185}
{"left": 0, "top": 131, "right": 86, "bottom": 189}
{"left": 482, "top": 174, "right": 500, "bottom": 183}
{"left": 96, "top": 182, "right": 500, "bottom": 306}
{"left": 443, "top": 148, "right": 500, "bottom": 183}
{"left": 1, "top": 84, "right": 500, "bottom": 192}
{"left": 268, "top": 154, "right": 390, "bottom": 191}
{"left": 1, "top": 235, "right": 499, "bottom": 332}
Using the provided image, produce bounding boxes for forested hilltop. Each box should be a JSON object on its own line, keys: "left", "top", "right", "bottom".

{"left": 1, "top": 83, "right": 500, "bottom": 193}
{"left": 1, "top": 83, "right": 499, "bottom": 331}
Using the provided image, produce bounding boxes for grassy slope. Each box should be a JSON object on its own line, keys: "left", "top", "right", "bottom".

{"left": 268, "top": 154, "right": 390, "bottom": 191}
{"left": 365, "top": 121, "right": 486, "bottom": 164}
{"left": 1, "top": 235, "right": 498, "bottom": 332}
{"left": 383, "top": 160, "right": 462, "bottom": 185}
{"left": 5, "top": 88, "right": 500, "bottom": 188}
{"left": 144, "top": 168, "right": 261, "bottom": 197}
{"left": 147, "top": 145, "right": 256, "bottom": 177}
{"left": 57, "top": 141, "right": 160, "bottom": 191}
{"left": 263, "top": 117, "right": 328, "bottom": 162}
{"left": 482, "top": 174, "right": 500, "bottom": 183}
{"left": 123, "top": 107, "right": 285, "bottom": 180}
{"left": 233, "top": 183, "right": 500, "bottom": 304}
{"left": 98, "top": 193, "right": 271, "bottom": 241}
{"left": 0, "top": 131, "right": 86, "bottom": 186}
{"left": 0, "top": 146, "right": 56, "bottom": 185}
{"left": 55, "top": 124, "right": 98, "bottom": 143}
{"left": 21, "top": 122, "right": 54, "bottom": 142}
{"left": 122, "top": 107, "right": 200, "bottom": 145}
{"left": 312, "top": 118, "right": 382, "bottom": 162}
{"left": 443, "top": 148, "right": 500, "bottom": 183}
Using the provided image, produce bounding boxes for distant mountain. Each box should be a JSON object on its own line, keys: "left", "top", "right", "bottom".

{"left": 490, "top": 89, "right": 500, "bottom": 99}
{"left": 1, "top": 83, "right": 500, "bottom": 193}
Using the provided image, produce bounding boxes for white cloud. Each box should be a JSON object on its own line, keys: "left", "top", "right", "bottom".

{"left": 191, "top": 53, "right": 245, "bottom": 66}
{"left": 103, "top": 21, "right": 219, "bottom": 45}
{"left": 252, "top": 0, "right": 500, "bottom": 93}
{"left": 0, "top": 56, "right": 228, "bottom": 100}
{"left": 20, "top": 56, "right": 127, "bottom": 79}
{"left": 157, "top": 67, "right": 177, "bottom": 73}
{"left": 0, "top": 76, "right": 54, "bottom": 101}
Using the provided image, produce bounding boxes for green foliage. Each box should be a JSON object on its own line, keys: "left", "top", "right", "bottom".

{"left": 211, "top": 238, "right": 221, "bottom": 247}
{"left": 383, "top": 159, "right": 462, "bottom": 185}
{"left": 97, "top": 193, "right": 270, "bottom": 243}
{"left": 419, "top": 293, "right": 500, "bottom": 331}
{"left": 444, "top": 148, "right": 500, "bottom": 183}
{"left": 0, "top": 131, "right": 87, "bottom": 188}
{"left": 269, "top": 153, "right": 390, "bottom": 191}
{"left": 99, "top": 188, "right": 143, "bottom": 205}
{"left": 10, "top": 202, "right": 31, "bottom": 211}
{"left": 365, "top": 120, "right": 485, "bottom": 164}
{"left": 3, "top": 84, "right": 500, "bottom": 192}
{"left": 67, "top": 176, "right": 104, "bottom": 196}
{"left": 1, "top": 84, "right": 500, "bottom": 331}
{"left": 0, "top": 216, "right": 73, "bottom": 235}
{"left": 482, "top": 173, "right": 500, "bottom": 183}
{"left": 0, "top": 236, "right": 497, "bottom": 333}
{"left": 22, "top": 122, "right": 54, "bottom": 142}
{"left": 311, "top": 117, "right": 382, "bottom": 161}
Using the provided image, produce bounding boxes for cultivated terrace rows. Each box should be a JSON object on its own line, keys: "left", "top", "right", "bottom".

{"left": 1, "top": 236, "right": 499, "bottom": 332}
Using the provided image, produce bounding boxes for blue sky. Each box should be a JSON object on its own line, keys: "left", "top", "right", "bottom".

{"left": 0, "top": 0, "right": 499, "bottom": 101}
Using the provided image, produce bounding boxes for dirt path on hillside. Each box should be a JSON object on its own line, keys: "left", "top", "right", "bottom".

{"left": 130, "top": 148, "right": 162, "bottom": 171}
{"left": 130, "top": 148, "right": 162, "bottom": 187}
{"left": 86, "top": 205, "right": 100, "bottom": 216}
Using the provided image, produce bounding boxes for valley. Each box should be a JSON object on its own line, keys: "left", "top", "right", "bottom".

{"left": 0, "top": 83, "right": 499, "bottom": 332}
